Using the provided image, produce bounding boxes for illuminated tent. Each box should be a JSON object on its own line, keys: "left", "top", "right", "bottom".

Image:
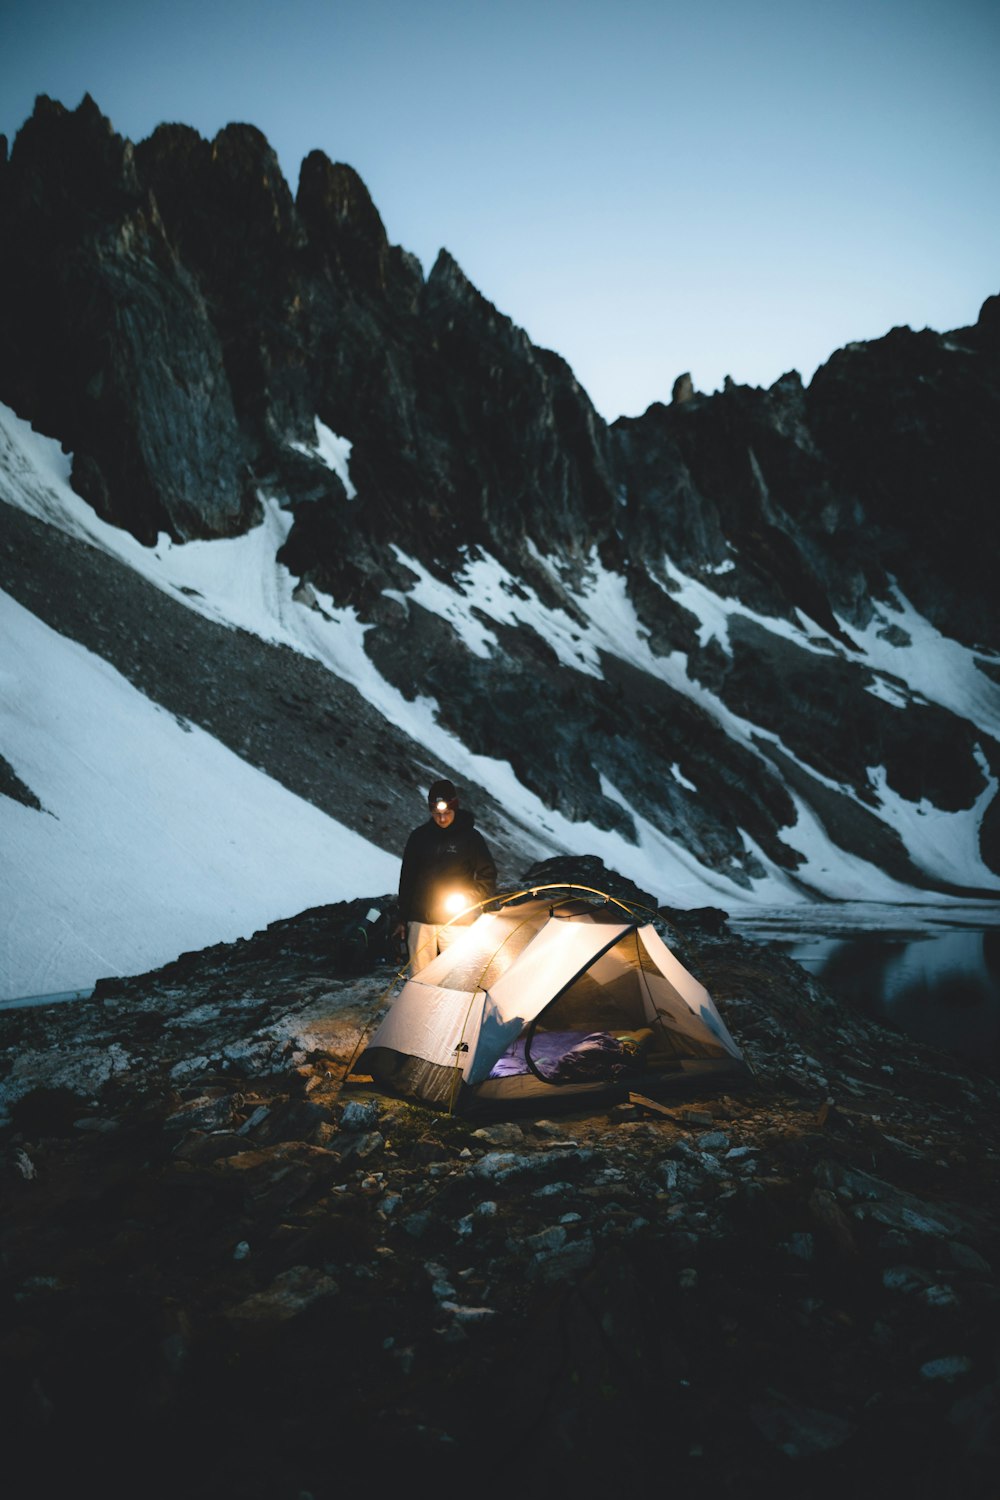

{"left": 353, "top": 891, "right": 748, "bottom": 1114}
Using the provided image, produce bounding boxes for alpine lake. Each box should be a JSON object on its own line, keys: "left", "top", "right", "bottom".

{"left": 730, "top": 901, "right": 1000, "bottom": 1074}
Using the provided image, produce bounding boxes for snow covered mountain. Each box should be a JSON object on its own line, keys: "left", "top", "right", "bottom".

{"left": 1, "top": 94, "right": 998, "bottom": 1001}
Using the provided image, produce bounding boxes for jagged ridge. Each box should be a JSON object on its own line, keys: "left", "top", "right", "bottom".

{"left": 1, "top": 93, "right": 998, "bottom": 905}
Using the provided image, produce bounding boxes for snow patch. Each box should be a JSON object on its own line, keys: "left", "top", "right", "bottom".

{"left": 387, "top": 545, "right": 603, "bottom": 677}
{"left": 290, "top": 417, "right": 357, "bottom": 498}
{"left": 867, "top": 753, "right": 999, "bottom": 890}
{"left": 761, "top": 792, "right": 931, "bottom": 904}
{"left": 383, "top": 549, "right": 498, "bottom": 660}
{"left": 842, "top": 586, "right": 1000, "bottom": 740}
{"left": 864, "top": 674, "right": 915, "bottom": 709}
{"left": 671, "top": 762, "right": 698, "bottom": 792}
{"left": 0, "top": 590, "right": 398, "bottom": 1001}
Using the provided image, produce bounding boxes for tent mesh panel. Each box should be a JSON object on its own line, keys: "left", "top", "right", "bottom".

{"left": 541, "top": 931, "right": 729, "bottom": 1061}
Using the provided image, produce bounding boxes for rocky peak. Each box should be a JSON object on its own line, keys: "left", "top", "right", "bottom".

{"left": 616, "top": 369, "right": 859, "bottom": 640}
{"left": 974, "top": 291, "right": 1000, "bottom": 350}
{"left": 806, "top": 320, "right": 1000, "bottom": 643}
{"left": 136, "top": 120, "right": 300, "bottom": 284}
{"left": 0, "top": 97, "right": 258, "bottom": 543}
{"left": 426, "top": 244, "right": 490, "bottom": 303}
{"left": 6, "top": 94, "right": 142, "bottom": 232}
{"left": 134, "top": 116, "right": 315, "bottom": 453}
{"left": 296, "top": 154, "right": 423, "bottom": 327}
{"left": 211, "top": 121, "right": 294, "bottom": 218}
{"left": 297, "top": 154, "right": 387, "bottom": 278}
{"left": 671, "top": 371, "right": 695, "bottom": 404}
{"left": 416, "top": 246, "right": 618, "bottom": 561}
{"left": 421, "top": 245, "right": 531, "bottom": 363}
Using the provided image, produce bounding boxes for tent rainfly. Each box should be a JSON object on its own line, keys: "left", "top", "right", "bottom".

{"left": 353, "top": 890, "right": 749, "bottom": 1114}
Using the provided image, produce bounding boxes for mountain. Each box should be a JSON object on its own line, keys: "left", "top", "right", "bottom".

{"left": 1, "top": 94, "right": 998, "bottom": 1000}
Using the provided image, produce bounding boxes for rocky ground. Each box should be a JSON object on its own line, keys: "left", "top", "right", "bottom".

{"left": 2, "top": 860, "right": 999, "bottom": 1500}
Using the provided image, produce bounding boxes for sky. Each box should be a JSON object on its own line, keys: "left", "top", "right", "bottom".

{"left": 1, "top": 0, "right": 998, "bottom": 418}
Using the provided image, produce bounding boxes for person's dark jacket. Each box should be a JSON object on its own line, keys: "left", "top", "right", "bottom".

{"left": 398, "top": 809, "right": 497, "bottom": 925}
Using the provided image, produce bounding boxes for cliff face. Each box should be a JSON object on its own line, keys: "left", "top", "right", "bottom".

{"left": 0, "top": 97, "right": 258, "bottom": 542}
{"left": 614, "top": 314, "right": 1000, "bottom": 648}
{"left": 1, "top": 93, "right": 998, "bottom": 910}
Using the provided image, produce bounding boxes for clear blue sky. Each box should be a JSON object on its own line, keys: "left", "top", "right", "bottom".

{"left": 2, "top": 0, "right": 997, "bottom": 420}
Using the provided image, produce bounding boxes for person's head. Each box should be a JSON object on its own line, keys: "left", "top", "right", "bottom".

{"left": 428, "top": 778, "right": 458, "bottom": 828}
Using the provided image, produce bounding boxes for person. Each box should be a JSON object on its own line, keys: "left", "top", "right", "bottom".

{"left": 396, "top": 778, "right": 497, "bottom": 973}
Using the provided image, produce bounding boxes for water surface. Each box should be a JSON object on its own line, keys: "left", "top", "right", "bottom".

{"left": 730, "top": 903, "right": 1000, "bottom": 1068}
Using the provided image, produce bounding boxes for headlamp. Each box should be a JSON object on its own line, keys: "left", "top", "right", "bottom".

{"left": 443, "top": 890, "right": 468, "bottom": 916}
{"left": 434, "top": 799, "right": 450, "bottom": 813}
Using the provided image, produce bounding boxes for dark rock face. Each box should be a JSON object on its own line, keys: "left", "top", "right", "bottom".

{"left": 135, "top": 120, "right": 309, "bottom": 450}
{"left": 1, "top": 92, "right": 998, "bottom": 897}
{"left": 0, "top": 96, "right": 257, "bottom": 543}
{"left": 414, "top": 249, "right": 618, "bottom": 565}
{"left": 615, "top": 311, "right": 1000, "bottom": 653}
{"left": 805, "top": 320, "right": 1000, "bottom": 646}
{"left": 0, "top": 95, "right": 618, "bottom": 578}
{"left": 0, "top": 753, "right": 42, "bottom": 811}
{"left": 616, "top": 371, "right": 865, "bottom": 636}
{"left": 719, "top": 616, "right": 987, "bottom": 813}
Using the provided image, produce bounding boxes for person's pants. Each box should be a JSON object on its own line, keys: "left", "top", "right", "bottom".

{"left": 406, "top": 920, "right": 462, "bottom": 975}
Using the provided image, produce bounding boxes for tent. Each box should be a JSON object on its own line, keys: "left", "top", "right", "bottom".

{"left": 353, "top": 889, "right": 749, "bottom": 1114}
